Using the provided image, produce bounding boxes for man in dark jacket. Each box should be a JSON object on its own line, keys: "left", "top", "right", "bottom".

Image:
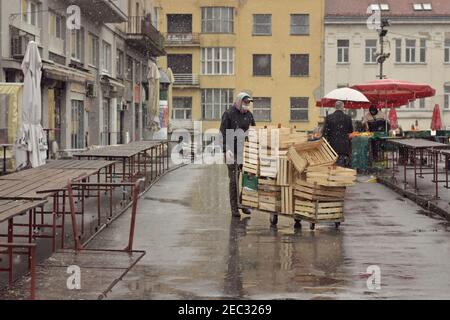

{"left": 220, "top": 92, "right": 256, "bottom": 217}
{"left": 322, "top": 101, "right": 354, "bottom": 167}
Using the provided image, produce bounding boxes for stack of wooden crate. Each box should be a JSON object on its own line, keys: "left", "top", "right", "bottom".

{"left": 240, "top": 127, "right": 358, "bottom": 224}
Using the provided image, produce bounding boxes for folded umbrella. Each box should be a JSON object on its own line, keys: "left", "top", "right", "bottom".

{"left": 431, "top": 104, "right": 443, "bottom": 131}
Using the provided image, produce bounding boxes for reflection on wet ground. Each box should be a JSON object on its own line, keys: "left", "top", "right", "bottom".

{"left": 71, "top": 165, "right": 450, "bottom": 299}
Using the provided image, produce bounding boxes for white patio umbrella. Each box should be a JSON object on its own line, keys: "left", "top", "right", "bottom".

{"left": 147, "top": 61, "right": 161, "bottom": 132}
{"left": 14, "top": 41, "right": 47, "bottom": 169}
{"left": 324, "top": 87, "right": 370, "bottom": 103}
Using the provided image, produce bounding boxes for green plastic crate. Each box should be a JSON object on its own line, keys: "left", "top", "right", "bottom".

{"left": 242, "top": 172, "right": 258, "bottom": 192}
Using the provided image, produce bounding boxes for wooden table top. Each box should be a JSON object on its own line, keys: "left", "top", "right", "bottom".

{"left": 73, "top": 141, "right": 164, "bottom": 158}
{"left": 37, "top": 160, "right": 116, "bottom": 170}
{"left": 0, "top": 199, "right": 47, "bottom": 223}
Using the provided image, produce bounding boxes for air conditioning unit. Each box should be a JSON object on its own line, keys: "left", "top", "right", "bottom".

{"left": 11, "top": 32, "right": 34, "bottom": 58}
{"left": 86, "top": 82, "right": 98, "bottom": 98}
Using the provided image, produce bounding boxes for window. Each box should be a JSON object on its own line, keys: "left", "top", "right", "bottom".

{"left": 253, "top": 14, "right": 271, "bottom": 36}
{"left": 88, "top": 33, "right": 99, "bottom": 67}
{"left": 423, "top": 3, "right": 432, "bottom": 10}
{"left": 290, "top": 14, "right": 309, "bottom": 35}
{"left": 371, "top": 4, "right": 390, "bottom": 11}
{"left": 408, "top": 100, "right": 416, "bottom": 109}
{"left": 413, "top": 4, "right": 423, "bottom": 10}
{"left": 365, "top": 39, "right": 377, "bottom": 63}
{"left": 290, "top": 97, "right": 309, "bottom": 121}
{"left": 445, "top": 38, "right": 450, "bottom": 63}
{"left": 126, "top": 56, "right": 133, "bottom": 81}
{"left": 253, "top": 98, "right": 271, "bottom": 122}
{"left": 253, "top": 54, "right": 271, "bottom": 76}
{"left": 405, "top": 39, "right": 416, "bottom": 63}
{"left": 173, "top": 97, "right": 192, "bottom": 120}
{"left": 395, "top": 39, "right": 402, "bottom": 63}
{"left": 49, "top": 11, "right": 64, "bottom": 39}
{"left": 117, "top": 50, "right": 124, "bottom": 78}
{"left": 201, "top": 48, "right": 235, "bottom": 75}
{"left": 70, "top": 27, "right": 84, "bottom": 62}
{"left": 419, "top": 98, "right": 426, "bottom": 109}
{"left": 102, "top": 41, "right": 112, "bottom": 74}
{"left": 167, "top": 14, "right": 193, "bottom": 33}
{"left": 71, "top": 100, "right": 85, "bottom": 149}
{"left": 201, "top": 7, "right": 234, "bottom": 33}
{"left": 22, "top": 0, "right": 38, "bottom": 26}
{"left": 445, "top": 86, "right": 450, "bottom": 109}
{"left": 420, "top": 39, "right": 426, "bottom": 63}
{"left": 380, "top": 4, "right": 390, "bottom": 11}
{"left": 202, "top": 89, "right": 234, "bottom": 120}
{"left": 337, "top": 40, "right": 349, "bottom": 63}
{"left": 291, "top": 54, "right": 309, "bottom": 76}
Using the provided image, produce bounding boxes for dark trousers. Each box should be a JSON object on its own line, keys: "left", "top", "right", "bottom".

{"left": 227, "top": 164, "right": 240, "bottom": 215}
{"left": 337, "top": 154, "right": 350, "bottom": 168}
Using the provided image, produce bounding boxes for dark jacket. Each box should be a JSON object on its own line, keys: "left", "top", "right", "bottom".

{"left": 322, "top": 110, "right": 353, "bottom": 156}
{"left": 220, "top": 107, "right": 255, "bottom": 155}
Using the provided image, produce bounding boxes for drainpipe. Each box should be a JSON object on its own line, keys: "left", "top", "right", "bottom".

{"left": 0, "top": 1, "right": 3, "bottom": 82}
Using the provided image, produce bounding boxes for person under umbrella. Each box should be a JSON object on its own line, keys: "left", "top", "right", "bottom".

{"left": 362, "top": 104, "right": 389, "bottom": 132}
{"left": 322, "top": 101, "right": 353, "bottom": 168}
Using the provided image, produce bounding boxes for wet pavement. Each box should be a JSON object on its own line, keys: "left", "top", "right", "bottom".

{"left": 84, "top": 164, "right": 450, "bottom": 300}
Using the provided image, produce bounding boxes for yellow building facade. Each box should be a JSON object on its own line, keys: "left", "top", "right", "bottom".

{"left": 155, "top": 0, "right": 325, "bottom": 134}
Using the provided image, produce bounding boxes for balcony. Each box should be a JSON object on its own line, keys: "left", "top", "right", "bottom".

{"left": 68, "top": 0, "right": 127, "bottom": 23}
{"left": 10, "top": 26, "right": 35, "bottom": 59}
{"left": 164, "top": 33, "right": 200, "bottom": 47}
{"left": 123, "top": 16, "right": 166, "bottom": 57}
{"left": 173, "top": 74, "right": 199, "bottom": 87}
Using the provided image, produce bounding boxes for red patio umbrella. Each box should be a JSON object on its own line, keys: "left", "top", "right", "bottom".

{"left": 350, "top": 79, "right": 436, "bottom": 104}
{"left": 431, "top": 104, "right": 443, "bottom": 131}
{"left": 388, "top": 108, "right": 398, "bottom": 130}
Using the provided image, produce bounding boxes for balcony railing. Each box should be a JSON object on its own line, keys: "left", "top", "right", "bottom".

{"left": 68, "top": 0, "right": 127, "bottom": 23}
{"left": 165, "top": 33, "right": 200, "bottom": 46}
{"left": 173, "top": 74, "right": 199, "bottom": 86}
{"left": 123, "top": 16, "right": 165, "bottom": 56}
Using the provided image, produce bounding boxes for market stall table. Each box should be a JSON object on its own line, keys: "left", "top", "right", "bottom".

{"left": 389, "top": 139, "right": 450, "bottom": 192}
{"left": 0, "top": 199, "right": 47, "bottom": 299}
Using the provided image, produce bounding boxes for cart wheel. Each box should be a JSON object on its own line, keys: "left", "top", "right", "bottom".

{"left": 270, "top": 214, "right": 278, "bottom": 226}
{"left": 310, "top": 223, "right": 316, "bottom": 230}
{"left": 294, "top": 220, "right": 302, "bottom": 229}
{"left": 335, "top": 222, "right": 341, "bottom": 229}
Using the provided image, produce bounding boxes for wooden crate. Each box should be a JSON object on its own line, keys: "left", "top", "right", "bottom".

{"left": 293, "top": 138, "right": 338, "bottom": 168}
{"left": 258, "top": 127, "right": 308, "bottom": 150}
{"left": 281, "top": 186, "right": 294, "bottom": 214}
{"left": 242, "top": 189, "right": 259, "bottom": 209}
{"left": 243, "top": 141, "right": 259, "bottom": 175}
{"left": 306, "top": 166, "right": 357, "bottom": 187}
{"left": 258, "top": 179, "right": 281, "bottom": 212}
{"left": 294, "top": 179, "right": 346, "bottom": 201}
{"left": 287, "top": 146, "right": 308, "bottom": 174}
{"left": 259, "top": 154, "right": 278, "bottom": 178}
{"left": 276, "top": 152, "right": 295, "bottom": 186}
{"left": 294, "top": 199, "right": 344, "bottom": 221}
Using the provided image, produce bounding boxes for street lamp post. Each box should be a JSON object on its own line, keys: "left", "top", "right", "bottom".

{"left": 377, "top": 18, "right": 390, "bottom": 79}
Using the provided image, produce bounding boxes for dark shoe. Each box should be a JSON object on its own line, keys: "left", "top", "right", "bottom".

{"left": 242, "top": 208, "right": 252, "bottom": 215}
{"left": 231, "top": 211, "right": 241, "bottom": 217}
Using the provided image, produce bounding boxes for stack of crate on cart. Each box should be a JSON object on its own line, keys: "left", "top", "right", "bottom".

{"left": 288, "top": 139, "right": 357, "bottom": 223}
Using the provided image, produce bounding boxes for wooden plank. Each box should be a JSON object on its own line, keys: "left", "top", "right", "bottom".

{"left": 288, "top": 147, "right": 308, "bottom": 174}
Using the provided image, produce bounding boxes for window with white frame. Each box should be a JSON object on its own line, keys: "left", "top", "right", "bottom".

{"left": 445, "top": 86, "right": 450, "bottom": 109}
{"left": 253, "top": 98, "right": 271, "bottom": 122}
{"left": 337, "top": 39, "right": 349, "bottom": 63}
{"left": 253, "top": 14, "right": 271, "bottom": 35}
{"left": 201, "top": 7, "right": 234, "bottom": 33}
{"left": 49, "top": 11, "right": 64, "bottom": 39}
{"left": 420, "top": 38, "right": 426, "bottom": 63}
{"left": 201, "top": 48, "right": 234, "bottom": 75}
{"left": 405, "top": 39, "right": 416, "bottom": 63}
{"left": 173, "top": 97, "right": 192, "bottom": 120}
{"left": 22, "top": 0, "right": 38, "bottom": 26}
{"left": 70, "top": 27, "right": 84, "bottom": 62}
{"left": 365, "top": 39, "right": 377, "bottom": 63}
{"left": 419, "top": 98, "right": 426, "bottom": 109}
{"left": 290, "top": 14, "right": 309, "bottom": 35}
{"left": 445, "top": 38, "right": 450, "bottom": 63}
{"left": 290, "top": 97, "right": 309, "bottom": 121}
{"left": 102, "top": 41, "right": 112, "bottom": 74}
{"left": 407, "top": 100, "right": 416, "bottom": 109}
{"left": 116, "top": 50, "right": 124, "bottom": 78}
{"left": 88, "top": 33, "right": 99, "bottom": 67}
{"left": 202, "top": 89, "right": 234, "bottom": 120}
{"left": 395, "top": 39, "right": 402, "bottom": 63}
